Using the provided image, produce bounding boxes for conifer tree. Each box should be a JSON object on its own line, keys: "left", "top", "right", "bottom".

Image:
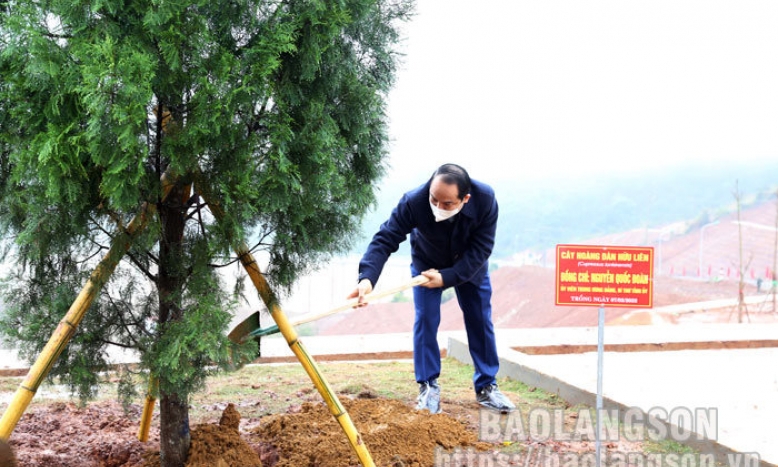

{"left": 0, "top": 0, "right": 412, "bottom": 465}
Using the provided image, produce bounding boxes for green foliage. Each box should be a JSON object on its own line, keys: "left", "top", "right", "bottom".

{"left": 643, "top": 438, "right": 696, "bottom": 455}
{"left": 0, "top": 252, "right": 132, "bottom": 403}
{"left": 116, "top": 365, "right": 142, "bottom": 414}
{"left": 146, "top": 295, "right": 237, "bottom": 396}
{"left": 0, "top": 0, "right": 412, "bottom": 458}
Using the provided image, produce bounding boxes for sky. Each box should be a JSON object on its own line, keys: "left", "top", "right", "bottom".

{"left": 382, "top": 1, "right": 778, "bottom": 185}
{"left": 241, "top": 3, "right": 778, "bottom": 314}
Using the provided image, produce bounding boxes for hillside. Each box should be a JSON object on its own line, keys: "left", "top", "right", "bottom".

{"left": 353, "top": 161, "right": 778, "bottom": 258}
{"left": 316, "top": 199, "right": 778, "bottom": 335}
{"left": 546, "top": 198, "right": 777, "bottom": 281}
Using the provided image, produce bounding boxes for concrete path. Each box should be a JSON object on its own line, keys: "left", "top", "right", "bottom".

{"left": 448, "top": 323, "right": 778, "bottom": 467}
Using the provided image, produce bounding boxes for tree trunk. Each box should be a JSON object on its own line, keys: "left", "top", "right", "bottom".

{"left": 157, "top": 183, "right": 190, "bottom": 467}
{"left": 159, "top": 392, "right": 190, "bottom": 467}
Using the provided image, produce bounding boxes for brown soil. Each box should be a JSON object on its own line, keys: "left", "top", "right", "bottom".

{"left": 248, "top": 396, "right": 490, "bottom": 467}
{"left": 137, "top": 402, "right": 262, "bottom": 467}
{"left": 8, "top": 401, "right": 153, "bottom": 467}
{"left": 4, "top": 396, "right": 495, "bottom": 467}
{"left": 5, "top": 386, "right": 649, "bottom": 467}
{"left": 181, "top": 403, "right": 262, "bottom": 467}
{"left": 0, "top": 439, "right": 17, "bottom": 467}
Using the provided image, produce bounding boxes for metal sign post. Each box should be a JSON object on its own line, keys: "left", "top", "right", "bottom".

{"left": 596, "top": 304, "right": 605, "bottom": 467}
{"left": 555, "top": 244, "right": 655, "bottom": 467}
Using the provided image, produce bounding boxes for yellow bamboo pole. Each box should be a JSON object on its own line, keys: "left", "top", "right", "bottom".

{"left": 0, "top": 172, "right": 176, "bottom": 441}
{"left": 197, "top": 182, "right": 375, "bottom": 467}
{"left": 0, "top": 203, "right": 155, "bottom": 440}
{"left": 137, "top": 376, "right": 159, "bottom": 442}
{"left": 239, "top": 253, "right": 374, "bottom": 466}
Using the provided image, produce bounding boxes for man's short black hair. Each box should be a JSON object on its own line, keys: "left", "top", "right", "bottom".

{"left": 432, "top": 163, "right": 471, "bottom": 200}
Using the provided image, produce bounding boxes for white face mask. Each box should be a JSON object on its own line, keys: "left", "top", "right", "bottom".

{"left": 430, "top": 201, "right": 462, "bottom": 222}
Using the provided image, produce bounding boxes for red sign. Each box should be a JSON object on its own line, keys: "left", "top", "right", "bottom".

{"left": 555, "top": 244, "right": 654, "bottom": 308}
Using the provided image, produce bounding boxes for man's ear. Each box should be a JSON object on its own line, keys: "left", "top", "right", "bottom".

{"left": 462, "top": 194, "right": 471, "bottom": 204}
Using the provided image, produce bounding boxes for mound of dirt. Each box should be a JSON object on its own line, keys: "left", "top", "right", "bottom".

{"left": 6, "top": 397, "right": 492, "bottom": 467}
{"left": 250, "top": 397, "right": 491, "bottom": 467}
{"left": 185, "top": 407, "right": 262, "bottom": 467}
{"left": 138, "top": 403, "right": 262, "bottom": 467}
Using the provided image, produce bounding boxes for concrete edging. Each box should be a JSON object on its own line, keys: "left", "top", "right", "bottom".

{"left": 447, "top": 335, "right": 776, "bottom": 467}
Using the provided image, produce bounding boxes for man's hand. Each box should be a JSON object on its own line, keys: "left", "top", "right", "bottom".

{"left": 347, "top": 278, "right": 373, "bottom": 307}
{"left": 420, "top": 269, "right": 444, "bottom": 288}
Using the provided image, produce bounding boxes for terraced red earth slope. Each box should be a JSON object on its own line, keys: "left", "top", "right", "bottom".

{"left": 317, "top": 200, "right": 778, "bottom": 335}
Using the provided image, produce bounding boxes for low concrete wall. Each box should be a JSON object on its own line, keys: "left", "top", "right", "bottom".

{"left": 447, "top": 328, "right": 777, "bottom": 467}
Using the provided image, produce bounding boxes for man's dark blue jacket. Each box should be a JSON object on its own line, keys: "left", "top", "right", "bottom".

{"left": 358, "top": 178, "right": 498, "bottom": 288}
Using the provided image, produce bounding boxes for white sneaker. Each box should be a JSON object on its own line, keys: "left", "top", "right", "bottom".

{"left": 476, "top": 384, "right": 515, "bottom": 412}
{"left": 416, "top": 380, "right": 441, "bottom": 414}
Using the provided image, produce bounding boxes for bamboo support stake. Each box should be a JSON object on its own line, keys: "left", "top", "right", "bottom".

{"left": 198, "top": 185, "right": 376, "bottom": 467}
{"left": 0, "top": 203, "right": 155, "bottom": 440}
{"left": 0, "top": 172, "right": 176, "bottom": 441}
{"left": 137, "top": 376, "right": 159, "bottom": 442}
{"left": 239, "top": 254, "right": 374, "bottom": 466}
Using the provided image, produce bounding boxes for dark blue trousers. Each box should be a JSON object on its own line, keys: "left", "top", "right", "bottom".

{"left": 411, "top": 267, "right": 500, "bottom": 393}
